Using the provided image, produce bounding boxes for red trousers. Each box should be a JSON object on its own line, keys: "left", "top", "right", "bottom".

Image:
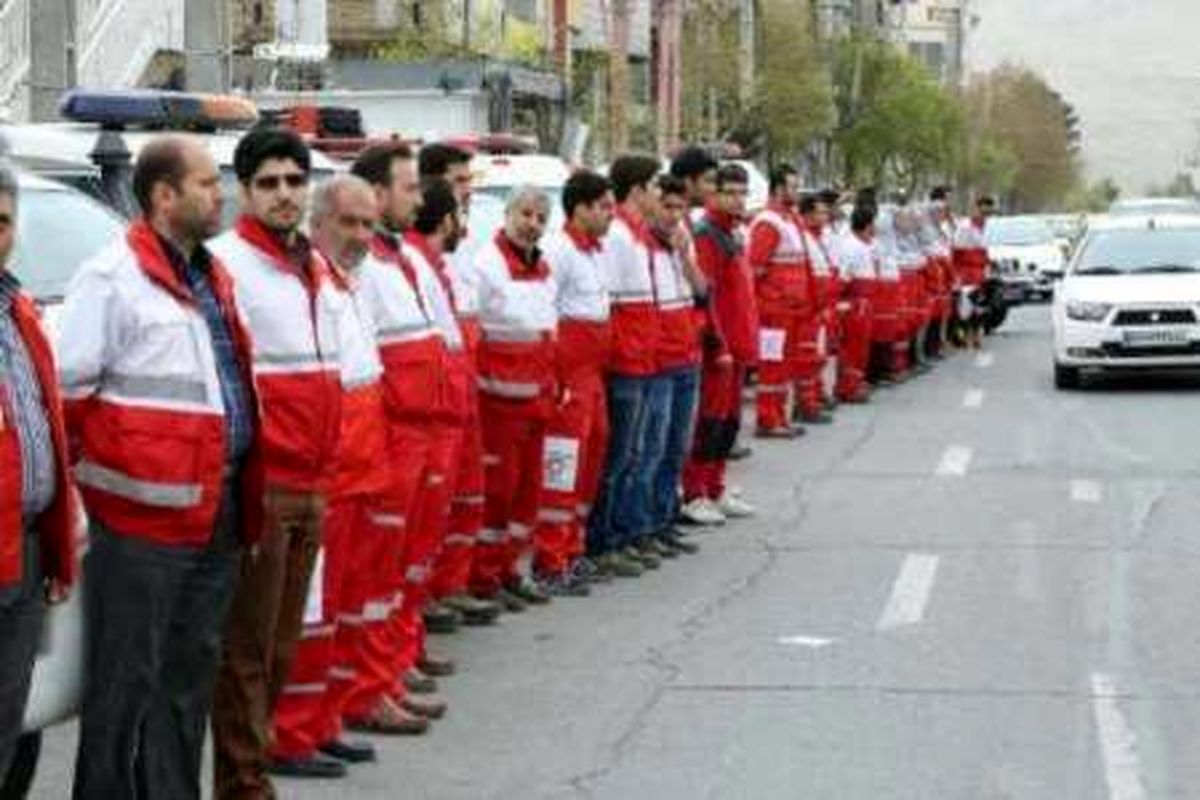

{"left": 431, "top": 407, "right": 483, "bottom": 600}
{"left": 835, "top": 300, "right": 873, "bottom": 400}
{"left": 791, "top": 314, "right": 827, "bottom": 419}
{"left": 394, "top": 423, "right": 463, "bottom": 677}
{"left": 755, "top": 309, "right": 802, "bottom": 430}
{"left": 533, "top": 375, "right": 608, "bottom": 577}
{"left": 272, "top": 496, "right": 367, "bottom": 759}
{"left": 683, "top": 360, "right": 746, "bottom": 502}
{"left": 340, "top": 426, "right": 429, "bottom": 718}
{"left": 472, "top": 396, "right": 548, "bottom": 596}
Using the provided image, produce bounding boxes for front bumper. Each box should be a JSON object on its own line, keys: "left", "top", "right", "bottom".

{"left": 1056, "top": 318, "right": 1200, "bottom": 368}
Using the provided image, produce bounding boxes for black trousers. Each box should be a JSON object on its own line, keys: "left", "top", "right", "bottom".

{"left": 72, "top": 484, "right": 242, "bottom": 800}
{"left": 0, "top": 530, "right": 43, "bottom": 790}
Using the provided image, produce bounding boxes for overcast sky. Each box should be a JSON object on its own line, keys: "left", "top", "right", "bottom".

{"left": 966, "top": 0, "right": 1200, "bottom": 193}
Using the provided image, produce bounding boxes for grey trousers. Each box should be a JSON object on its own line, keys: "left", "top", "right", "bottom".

{"left": 72, "top": 484, "right": 242, "bottom": 800}
{"left": 0, "top": 530, "right": 43, "bottom": 786}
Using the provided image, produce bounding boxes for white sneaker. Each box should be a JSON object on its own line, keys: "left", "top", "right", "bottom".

{"left": 718, "top": 493, "right": 756, "bottom": 518}
{"left": 680, "top": 498, "right": 726, "bottom": 526}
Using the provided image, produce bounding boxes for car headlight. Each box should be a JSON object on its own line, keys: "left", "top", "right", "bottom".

{"left": 1065, "top": 300, "right": 1112, "bottom": 322}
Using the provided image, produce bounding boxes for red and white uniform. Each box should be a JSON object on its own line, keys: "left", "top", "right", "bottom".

{"left": 472, "top": 232, "right": 558, "bottom": 595}
{"left": 273, "top": 260, "right": 388, "bottom": 760}
{"left": 533, "top": 224, "right": 612, "bottom": 578}
{"left": 952, "top": 216, "right": 990, "bottom": 289}
{"left": 607, "top": 209, "right": 662, "bottom": 378}
{"left": 59, "top": 220, "right": 263, "bottom": 547}
{"left": 833, "top": 232, "right": 876, "bottom": 401}
{"left": 5, "top": 286, "right": 77, "bottom": 590}
{"left": 870, "top": 217, "right": 908, "bottom": 376}
{"left": 747, "top": 204, "right": 814, "bottom": 429}
{"left": 335, "top": 230, "right": 448, "bottom": 718}
{"left": 797, "top": 223, "right": 835, "bottom": 416}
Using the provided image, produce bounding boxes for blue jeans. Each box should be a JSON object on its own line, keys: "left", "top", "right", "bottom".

{"left": 588, "top": 375, "right": 649, "bottom": 554}
{"left": 621, "top": 373, "right": 673, "bottom": 546}
{"left": 651, "top": 366, "right": 700, "bottom": 535}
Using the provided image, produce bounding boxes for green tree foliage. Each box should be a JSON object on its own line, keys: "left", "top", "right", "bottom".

{"left": 831, "top": 36, "right": 963, "bottom": 190}
{"left": 679, "top": 0, "right": 740, "bottom": 143}
{"left": 1065, "top": 177, "right": 1120, "bottom": 212}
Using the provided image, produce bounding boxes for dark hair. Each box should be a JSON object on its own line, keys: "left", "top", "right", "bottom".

{"left": 132, "top": 136, "right": 189, "bottom": 215}
{"left": 769, "top": 164, "right": 797, "bottom": 194}
{"left": 669, "top": 146, "right": 718, "bottom": 180}
{"left": 978, "top": 195, "right": 997, "bottom": 209}
{"left": 562, "top": 169, "right": 611, "bottom": 217}
{"left": 609, "top": 153, "right": 661, "bottom": 202}
{"left": 351, "top": 142, "right": 415, "bottom": 188}
{"left": 418, "top": 143, "right": 472, "bottom": 180}
{"left": 930, "top": 185, "right": 950, "bottom": 202}
{"left": 715, "top": 163, "right": 748, "bottom": 189}
{"left": 850, "top": 206, "right": 875, "bottom": 233}
{"left": 234, "top": 127, "right": 310, "bottom": 184}
{"left": 414, "top": 178, "right": 458, "bottom": 235}
{"left": 798, "top": 193, "right": 824, "bottom": 215}
{"left": 818, "top": 188, "right": 841, "bottom": 207}
{"left": 657, "top": 173, "right": 687, "bottom": 198}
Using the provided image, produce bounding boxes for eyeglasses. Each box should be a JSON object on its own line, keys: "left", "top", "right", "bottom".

{"left": 252, "top": 173, "right": 309, "bottom": 191}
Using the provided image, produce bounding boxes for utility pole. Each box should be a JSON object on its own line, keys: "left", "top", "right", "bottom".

{"left": 737, "top": 0, "right": 755, "bottom": 107}
{"left": 655, "top": 0, "right": 681, "bottom": 155}
{"left": 608, "top": 0, "right": 630, "bottom": 153}
{"left": 28, "top": 0, "right": 73, "bottom": 121}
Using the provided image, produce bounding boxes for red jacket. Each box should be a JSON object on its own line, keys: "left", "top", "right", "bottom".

{"left": 650, "top": 231, "right": 701, "bottom": 370}
{"left": 1, "top": 290, "right": 77, "bottom": 588}
{"left": 952, "top": 217, "right": 990, "bottom": 286}
{"left": 747, "top": 204, "right": 814, "bottom": 318}
{"left": 694, "top": 208, "right": 759, "bottom": 364}
{"left": 605, "top": 209, "right": 662, "bottom": 377}
{"left": 59, "top": 221, "right": 264, "bottom": 546}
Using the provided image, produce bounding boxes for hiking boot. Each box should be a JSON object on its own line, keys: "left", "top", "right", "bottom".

{"left": 442, "top": 593, "right": 501, "bottom": 626}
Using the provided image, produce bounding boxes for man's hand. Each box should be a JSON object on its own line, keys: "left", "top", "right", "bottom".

{"left": 45, "top": 577, "right": 69, "bottom": 605}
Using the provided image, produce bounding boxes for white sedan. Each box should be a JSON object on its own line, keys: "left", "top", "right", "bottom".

{"left": 1052, "top": 214, "right": 1200, "bottom": 388}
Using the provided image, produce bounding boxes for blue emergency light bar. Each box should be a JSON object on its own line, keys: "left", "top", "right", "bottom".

{"left": 59, "top": 89, "right": 259, "bottom": 131}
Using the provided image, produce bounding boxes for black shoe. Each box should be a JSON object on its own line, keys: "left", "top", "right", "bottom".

{"left": 648, "top": 537, "right": 679, "bottom": 559}
{"left": 268, "top": 753, "right": 348, "bottom": 779}
{"left": 801, "top": 412, "right": 834, "bottom": 425}
{"left": 661, "top": 531, "right": 700, "bottom": 554}
{"left": 628, "top": 543, "right": 661, "bottom": 570}
{"left": 541, "top": 572, "right": 592, "bottom": 597}
{"left": 728, "top": 444, "right": 753, "bottom": 461}
{"left": 506, "top": 576, "right": 552, "bottom": 605}
{"left": 493, "top": 587, "right": 528, "bottom": 613}
{"left": 319, "top": 738, "right": 377, "bottom": 764}
{"left": 423, "top": 603, "right": 461, "bottom": 634}
{"left": 442, "top": 594, "right": 501, "bottom": 626}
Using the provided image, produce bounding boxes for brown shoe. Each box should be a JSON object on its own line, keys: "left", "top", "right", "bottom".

{"left": 401, "top": 693, "right": 448, "bottom": 720}
{"left": 345, "top": 698, "right": 430, "bottom": 735}
{"left": 417, "top": 652, "right": 456, "bottom": 677}
{"left": 403, "top": 667, "right": 438, "bottom": 695}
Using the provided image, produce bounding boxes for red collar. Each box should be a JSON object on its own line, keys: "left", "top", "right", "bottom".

{"left": 234, "top": 214, "right": 317, "bottom": 280}
{"left": 971, "top": 216, "right": 987, "bottom": 230}
{"left": 403, "top": 230, "right": 446, "bottom": 273}
{"left": 494, "top": 231, "right": 549, "bottom": 280}
{"left": 703, "top": 206, "right": 737, "bottom": 233}
{"left": 126, "top": 219, "right": 194, "bottom": 304}
{"left": 564, "top": 222, "right": 602, "bottom": 253}
{"left": 616, "top": 206, "right": 654, "bottom": 245}
{"left": 768, "top": 200, "right": 794, "bottom": 216}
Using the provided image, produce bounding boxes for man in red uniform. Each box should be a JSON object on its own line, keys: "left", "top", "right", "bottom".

{"left": 343, "top": 143, "right": 449, "bottom": 732}
{"left": 268, "top": 175, "right": 387, "bottom": 779}
{"left": 535, "top": 170, "right": 615, "bottom": 592}
{"left": 833, "top": 206, "right": 877, "bottom": 403}
{"left": 0, "top": 167, "right": 76, "bottom": 793}
{"left": 952, "top": 196, "right": 995, "bottom": 350}
{"left": 682, "top": 164, "right": 758, "bottom": 522}
{"left": 748, "top": 165, "right": 811, "bottom": 437}
{"left": 795, "top": 194, "right": 836, "bottom": 425}
{"left": 419, "top": 143, "right": 503, "bottom": 625}
{"left": 471, "top": 187, "right": 560, "bottom": 602}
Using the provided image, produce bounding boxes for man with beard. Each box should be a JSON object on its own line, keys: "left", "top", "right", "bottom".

{"left": 59, "top": 137, "right": 257, "bottom": 798}
{"left": 268, "top": 175, "right": 388, "bottom": 779}
{"left": 209, "top": 128, "right": 346, "bottom": 798}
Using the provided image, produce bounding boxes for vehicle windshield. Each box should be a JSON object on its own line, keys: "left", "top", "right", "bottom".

{"left": 1071, "top": 228, "right": 1200, "bottom": 275}
{"left": 11, "top": 184, "right": 124, "bottom": 300}
{"left": 1109, "top": 198, "right": 1200, "bottom": 217}
{"left": 985, "top": 217, "right": 1055, "bottom": 247}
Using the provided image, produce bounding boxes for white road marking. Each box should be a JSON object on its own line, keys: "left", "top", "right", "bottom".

{"left": 935, "top": 445, "right": 973, "bottom": 477}
{"left": 1071, "top": 479, "right": 1103, "bottom": 504}
{"left": 876, "top": 554, "right": 940, "bottom": 631}
{"left": 776, "top": 635, "right": 834, "bottom": 648}
{"left": 963, "top": 388, "right": 985, "bottom": 409}
{"left": 1091, "top": 672, "right": 1148, "bottom": 800}
{"left": 975, "top": 352, "right": 995, "bottom": 368}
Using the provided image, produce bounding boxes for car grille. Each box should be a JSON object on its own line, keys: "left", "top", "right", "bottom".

{"left": 1112, "top": 308, "right": 1196, "bottom": 326}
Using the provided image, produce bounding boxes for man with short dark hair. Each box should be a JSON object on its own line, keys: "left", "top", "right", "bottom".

{"left": 209, "top": 127, "right": 345, "bottom": 798}
{"left": 795, "top": 192, "right": 838, "bottom": 424}
{"left": 669, "top": 146, "right": 718, "bottom": 209}
{"left": 59, "top": 136, "right": 256, "bottom": 798}
{"left": 682, "top": 163, "right": 758, "bottom": 522}
{"left": 534, "top": 170, "right": 616, "bottom": 592}
{"left": 0, "top": 167, "right": 76, "bottom": 794}
{"left": 419, "top": 143, "right": 474, "bottom": 212}
{"left": 952, "top": 196, "right": 995, "bottom": 349}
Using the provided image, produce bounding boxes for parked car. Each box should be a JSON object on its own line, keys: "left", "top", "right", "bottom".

{"left": 1052, "top": 213, "right": 1200, "bottom": 388}
{"left": 986, "top": 214, "right": 1065, "bottom": 302}
{"left": 1109, "top": 196, "right": 1200, "bottom": 217}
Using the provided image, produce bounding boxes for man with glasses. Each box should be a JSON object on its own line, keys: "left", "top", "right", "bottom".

{"left": 209, "top": 128, "right": 346, "bottom": 799}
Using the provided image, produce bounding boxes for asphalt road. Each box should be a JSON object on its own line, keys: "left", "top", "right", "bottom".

{"left": 31, "top": 305, "right": 1200, "bottom": 799}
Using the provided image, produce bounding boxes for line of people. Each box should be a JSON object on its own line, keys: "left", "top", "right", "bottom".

{"left": 0, "top": 130, "right": 994, "bottom": 798}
